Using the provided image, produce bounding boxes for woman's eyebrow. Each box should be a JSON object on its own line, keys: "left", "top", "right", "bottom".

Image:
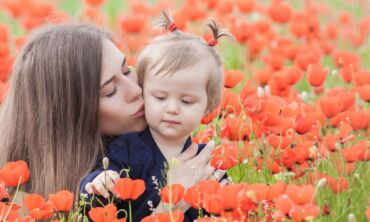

{"left": 101, "top": 76, "right": 115, "bottom": 88}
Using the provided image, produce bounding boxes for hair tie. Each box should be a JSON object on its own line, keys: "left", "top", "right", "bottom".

{"left": 208, "top": 39, "right": 218, "bottom": 47}
{"left": 167, "top": 22, "right": 178, "bottom": 32}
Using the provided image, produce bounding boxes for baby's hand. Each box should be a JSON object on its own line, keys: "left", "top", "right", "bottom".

{"left": 84, "top": 170, "right": 120, "bottom": 198}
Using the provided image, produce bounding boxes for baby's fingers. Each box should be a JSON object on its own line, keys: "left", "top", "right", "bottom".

{"left": 93, "top": 179, "right": 110, "bottom": 198}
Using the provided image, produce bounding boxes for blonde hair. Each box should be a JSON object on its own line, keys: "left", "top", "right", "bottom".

{"left": 136, "top": 10, "right": 233, "bottom": 114}
{"left": 0, "top": 23, "right": 110, "bottom": 197}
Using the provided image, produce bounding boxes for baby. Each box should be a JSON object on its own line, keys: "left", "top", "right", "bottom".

{"left": 80, "top": 10, "right": 232, "bottom": 221}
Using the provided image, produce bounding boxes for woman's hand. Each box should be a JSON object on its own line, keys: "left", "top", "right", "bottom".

{"left": 164, "top": 141, "right": 226, "bottom": 212}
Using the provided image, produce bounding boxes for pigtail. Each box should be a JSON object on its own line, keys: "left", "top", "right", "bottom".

{"left": 206, "top": 20, "right": 235, "bottom": 46}
{"left": 154, "top": 9, "right": 178, "bottom": 32}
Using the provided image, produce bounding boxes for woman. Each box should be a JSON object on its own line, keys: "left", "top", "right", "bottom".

{"left": 0, "top": 23, "right": 223, "bottom": 204}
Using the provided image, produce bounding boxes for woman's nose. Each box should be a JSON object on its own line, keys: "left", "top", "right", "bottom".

{"left": 123, "top": 76, "right": 143, "bottom": 103}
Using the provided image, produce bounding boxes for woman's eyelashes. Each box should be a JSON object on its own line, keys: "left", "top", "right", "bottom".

{"left": 105, "top": 68, "right": 131, "bottom": 98}
{"left": 106, "top": 87, "right": 117, "bottom": 97}
{"left": 122, "top": 67, "right": 131, "bottom": 76}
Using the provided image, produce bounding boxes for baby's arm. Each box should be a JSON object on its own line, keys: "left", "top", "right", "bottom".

{"left": 79, "top": 135, "right": 132, "bottom": 198}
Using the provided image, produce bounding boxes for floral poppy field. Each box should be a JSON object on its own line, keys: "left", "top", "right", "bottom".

{"left": 0, "top": 0, "right": 369, "bottom": 221}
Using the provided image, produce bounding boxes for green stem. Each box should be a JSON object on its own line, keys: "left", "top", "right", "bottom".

{"left": 128, "top": 201, "right": 132, "bottom": 222}
{"left": 3, "top": 176, "right": 22, "bottom": 221}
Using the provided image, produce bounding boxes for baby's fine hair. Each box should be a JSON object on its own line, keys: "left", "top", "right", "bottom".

{"left": 136, "top": 10, "right": 234, "bottom": 114}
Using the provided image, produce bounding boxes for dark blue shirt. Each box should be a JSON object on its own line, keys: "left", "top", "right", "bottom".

{"left": 80, "top": 127, "right": 208, "bottom": 221}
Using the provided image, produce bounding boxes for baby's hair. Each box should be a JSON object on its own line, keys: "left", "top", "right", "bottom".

{"left": 136, "top": 10, "right": 234, "bottom": 114}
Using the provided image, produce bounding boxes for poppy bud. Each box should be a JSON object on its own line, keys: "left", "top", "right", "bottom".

{"left": 103, "top": 157, "right": 109, "bottom": 171}
{"left": 264, "top": 85, "right": 271, "bottom": 96}
{"left": 348, "top": 213, "right": 356, "bottom": 222}
{"left": 316, "top": 178, "right": 327, "bottom": 189}
{"left": 257, "top": 86, "right": 264, "bottom": 98}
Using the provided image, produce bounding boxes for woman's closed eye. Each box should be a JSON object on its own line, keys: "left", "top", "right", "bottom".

{"left": 106, "top": 87, "right": 117, "bottom": 97}
{"left": 122, "top": 67, "right": 131, "bottom": 76}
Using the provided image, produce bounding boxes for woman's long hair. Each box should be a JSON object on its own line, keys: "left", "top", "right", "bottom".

{"left": 0, "top": 23, "right": 109, "bottom": 197}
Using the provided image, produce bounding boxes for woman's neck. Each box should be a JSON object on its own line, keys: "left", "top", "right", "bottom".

{"left": 149, "top": 128, "right": 188, "bottom": 162}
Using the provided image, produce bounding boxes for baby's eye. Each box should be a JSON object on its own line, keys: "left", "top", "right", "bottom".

{"left": 182, "top": 100, "right": 194, "bottom": 105}
{"left": 155, "top": 96, "right": 166, "bottom": 101}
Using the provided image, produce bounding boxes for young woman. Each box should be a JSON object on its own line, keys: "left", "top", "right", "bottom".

{"left": 0, "top": 23, "right": 219, "bottom": 204}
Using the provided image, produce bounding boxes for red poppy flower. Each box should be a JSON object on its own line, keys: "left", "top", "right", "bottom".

{"left": 49, "top": 190, "right": 74, "bottom": 212}
{"left": 224, "top": 69, "right": 244, "bottom": 88}
{"left": 84, "top": 0, "right": 106, "bottom": 7}
{"left": 289, "top": 204, "right": 320, "bottom": 222}
{"left": 0, "top": 160, "right": 30, "bottom": 187}
{"left": 357, "top": 84, "right": 370, "bottom": 102}
{"left": 23, "top": 194, "right": 53, "bottom": 220}
{"left": 119, "top": 14, "right": 147, "bottom": 33}
{"left": 268, "top": 0, "right": 292, "bottom": 23}
{"left": 0, "top": 202, "right": 20, "bottom": 221}
{"left": 142, "top": 209, "right": 184, "bottom": 222}
{"left": 0, "top": 181, "right": 10, "bottom": 200}
{"left": 210, "top": 143, "right": 239, "bottom": 170}
{"left": 160, "top": 184, "right": 185, "bottom": 204}
{"left": 285, "top": 184, "right": 315, "bottom": 205}
{"left": 319, "top": 95, "right": 343, "bottom": 118}
{"left": 89, "top": 203, "right": 125, "bottom": 222}
{"left": 327, "top": 176, "right": 348, "bottom": 193}
{"left": 236, "top": 0, "right": 255, "bottom": 13}
{"left": 113, "top": 178, "right": 145, "bottom": 201}
{"left": 307, "top": 63, "right": 327, "bottom": 87}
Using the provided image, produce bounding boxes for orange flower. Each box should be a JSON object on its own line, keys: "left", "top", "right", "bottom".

{"left": 184, "top": 179, "right": 220, "bottom": 209}
{"left": 285, "top": 184, "right": 315, "bottom": 205}
{"left": 348, "top": 111, "right": 370, "bottom": 130}
{"left": 357, "top": 84, "right": 370, "bottom": 102}
{"left": 307, "top": 63, "right": 327, "bottom": 87}
{"left": 113, "top": 178, "right": 145, "bottom": 201}
{"left": 319, "top": 95, "right": 343, "bottom": 118}
{"left": 210, "top": 143, "right": 239, "bottom": 170}
{"left": 23, "top": 194, "right": 54, "bottom": 220}
{"left": 236, "top": 0, "right": 255, "bottom": 13}
{"left": 275, "top": 194, "right": 294, "bottom": 214}
{"left": 289, "top": 204, "right": 320, "bottom": 222}
{"left": 160, "top": 184, "right": 185, "bottom": 204}
{"left": 142, "top": 209, "right": 184, "bottom": 222}
{"left": 201, "top": 109, "right": 218, "bottom": 124}
{"left": 353, "top": 70, "right": 370, "bottom": 87}
{"left": 0, "top": 160, "right": 30, "bottom": 187}
{"left": 84, "top": 0, "right": 106, "bottom": 7}
{"left": 294, "top": 113, "right": 316, "bottom": 134}
{"left": 49, "top": 190, "right": 74, "bottom": 212}
{"left": 119, "top": 14, "right": 147, "bottom": 33}
{"left": 254, "top": 68, "right": 272, "bottom": 86}
{"left": 89, "top": 203, "right": 125, "bottom": 222}
{"left": 0, "top": 202, "right": 20, "bottom": 221}
{"left": 268, "top": 0, "right": 292, "bottom": 23}
{"left": 0, "top": 181, "right": 10, "bottom": 200}
{"left": 202, "top": 193, "right": 223, "bottom": 214}
{"left": 266, "top": 133, "right": 293, "bottom": 149}
{"left": 366, "top": 205, "right": 370, "bottom": 220}
{"left": 224, "top": 69, "right": 244, "bottom": 88}
{"left": 327, "top": 176, "right": 348, "bottom": 193}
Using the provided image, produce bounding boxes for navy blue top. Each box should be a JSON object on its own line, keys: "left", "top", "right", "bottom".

{"left": 80, "top": 127, "right": 210, "bottom": 221}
